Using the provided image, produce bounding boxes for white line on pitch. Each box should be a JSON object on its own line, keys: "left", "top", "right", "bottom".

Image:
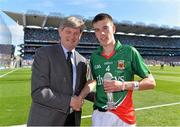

{"left": 81, "top": 115, "right": 92, "bottom": 119}
{"left": 135, "top": 102, "right": 180, "bottom": 111}
{"left": 81, "top": 101, "right": 180, "bottom": 119}
{"left": 0, "top": 69, "right": 19, "bottom": 78}
{"left": 10, "top": 102, "right": 180, "bottom": 127}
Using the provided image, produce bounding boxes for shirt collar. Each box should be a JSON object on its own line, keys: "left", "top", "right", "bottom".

{"left": 61, "top": 44, "right": 75, "bottom": 58}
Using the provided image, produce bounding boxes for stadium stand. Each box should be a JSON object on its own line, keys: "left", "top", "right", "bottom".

{"left": 0, "top": 15, "right": 15, "bottom": 68}
{"left": 21, "top": 27, "right": 180, "bottom": 64}
{"left": 0, "top": 44, "right": 15, "bottom": 67}
{"left": 3, "top": 10, "right": 180, "bottom": 66}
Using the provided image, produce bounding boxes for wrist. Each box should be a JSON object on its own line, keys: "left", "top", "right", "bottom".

{"left": 122, "top": 81, "right": 125, "bottom": 91}
{"left": 133, "top": 81, "right": 139, "bottom": 90}
{"left": 79, "top": 95, "right": 83, "bottom": 100}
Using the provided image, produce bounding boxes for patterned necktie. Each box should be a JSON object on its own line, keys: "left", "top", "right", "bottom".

{"left": 67, "top": 52, "right": 73, "bottom": 85}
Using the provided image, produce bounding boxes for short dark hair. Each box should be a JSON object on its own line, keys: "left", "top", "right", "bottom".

{"left": 92, "top": 13, "right": 113, "bottom": 24}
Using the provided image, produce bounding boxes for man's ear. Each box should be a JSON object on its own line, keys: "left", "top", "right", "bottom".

{"left": 58, "top": 27, "right": 63, "bottom": 36}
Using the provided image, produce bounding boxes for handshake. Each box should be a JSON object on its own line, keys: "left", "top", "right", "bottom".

{"left": 69, "top": 80, "right": 96, "bottom": 112}
{"left": 70, "top": 95, "right": 84, "bottom": 111}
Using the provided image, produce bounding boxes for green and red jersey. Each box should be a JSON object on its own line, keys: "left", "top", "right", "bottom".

{"left": 90, "top": 40, "right": 150, "bottom": 124}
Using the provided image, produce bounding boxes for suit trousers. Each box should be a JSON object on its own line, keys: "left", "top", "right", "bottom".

{"left": 64, "top": 111, "right": 75, "bottom": 126}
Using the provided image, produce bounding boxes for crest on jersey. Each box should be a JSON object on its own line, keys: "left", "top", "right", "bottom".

{"left": 117, "top": 60, "right": 125, "bottom": 70}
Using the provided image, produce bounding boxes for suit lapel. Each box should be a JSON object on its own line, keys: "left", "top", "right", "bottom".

{"left": 55, "top": 44, "right": 73, "bottom": 89}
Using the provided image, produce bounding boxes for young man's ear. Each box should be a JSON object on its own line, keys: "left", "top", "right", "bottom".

{"left": 113, "top": 24, "right": 116, "bottom": 33}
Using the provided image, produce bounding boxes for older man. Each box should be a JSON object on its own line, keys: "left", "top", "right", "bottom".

{"left": 27, "top": 16, "right": 94, "bottom": 126}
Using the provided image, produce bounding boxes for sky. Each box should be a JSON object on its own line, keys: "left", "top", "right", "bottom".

{"left": 0, "top": 0, "right": 180, "bottom": 55}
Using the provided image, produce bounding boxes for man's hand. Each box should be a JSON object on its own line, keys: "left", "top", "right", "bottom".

{"left": 70, "top": 96, "right": 84, "bottom": 111}
{"left": 103, "top": 80, "right": 123, "bottom": 92}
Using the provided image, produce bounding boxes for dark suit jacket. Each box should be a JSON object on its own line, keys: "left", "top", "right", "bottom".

{"left": 27, "top": 44, "right": 90, "bottom": 126}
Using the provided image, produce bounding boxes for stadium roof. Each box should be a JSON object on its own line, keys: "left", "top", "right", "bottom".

{"left": 3, "top": 10, "right": 63, "bottom": 28}
{"left": 3, "top": 10, "right": 180, "bottom": 37}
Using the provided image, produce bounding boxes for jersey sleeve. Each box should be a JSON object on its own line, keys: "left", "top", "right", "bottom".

{"left": 131, "top": 47, "right": 150, "bottom": 78}
{"left": 90, "top": 55, "right": 96, "bottom": 80}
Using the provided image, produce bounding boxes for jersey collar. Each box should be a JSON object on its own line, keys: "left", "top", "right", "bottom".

{"left": 98, "top": 40, "right": 122, "bottom": 58}
{"left": 114, "top": 40, "right": 122, "bottom": 51}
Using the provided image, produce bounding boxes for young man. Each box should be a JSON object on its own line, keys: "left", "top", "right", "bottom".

{"left": 27, "top": 16, "right": 94, "bottom": 126}
{"left": 89, "top": 13, "right": 156, "bottom": 126}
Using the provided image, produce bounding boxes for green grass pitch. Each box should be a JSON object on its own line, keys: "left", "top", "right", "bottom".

{"left": 0, "top": 66, "right": 180, "bottom": 126}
